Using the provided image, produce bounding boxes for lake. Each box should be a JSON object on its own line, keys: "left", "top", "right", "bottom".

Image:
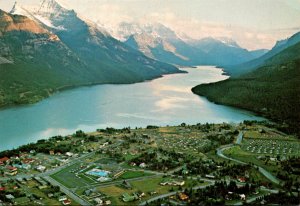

{"left": 0, "top": 66, "right": 264, "bottom": 151}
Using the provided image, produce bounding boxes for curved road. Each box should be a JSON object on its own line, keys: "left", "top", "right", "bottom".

{"left": 216, "top": 133, "right": 280, "bottom": 185}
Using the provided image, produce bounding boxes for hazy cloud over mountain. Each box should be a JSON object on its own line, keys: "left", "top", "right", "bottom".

{"left": 1, "top": 0, "right": 300, "bottom": 50}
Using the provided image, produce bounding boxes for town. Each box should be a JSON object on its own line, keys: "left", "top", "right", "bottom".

{"left": 0, "top": 121, "right": 299, "bottom": 205}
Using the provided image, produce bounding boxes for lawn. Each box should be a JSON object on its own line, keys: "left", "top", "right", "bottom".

{"left": 50, "top": 163, "right": 92, "bottom": 188}
{"left": 223, "top": 146, "right": 279, "bottom": 177}
{"left": 119, "top": 170, "right": 153, "bottom": 179}
{"left": 99, "top": 176, "right": 208, "bottom": 205}
{"left": 99, "top": 177, "right": 176, "bottom": 205}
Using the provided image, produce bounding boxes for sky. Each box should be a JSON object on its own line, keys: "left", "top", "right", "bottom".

{"left": 1, "top": 0, "right": 300, "bottom": 50}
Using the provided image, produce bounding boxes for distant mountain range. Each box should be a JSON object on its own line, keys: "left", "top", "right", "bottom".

{"left": 224, "top": 31, "right": 300, "bottom": 76}
{"left": 114, "top": 22, "right": 268, "bottom": 66}
{"left": 192, "top": 31, "right": 300, "bottom": 135}
{"left": 0, "top": 1, "right": 180, "bottom": 107}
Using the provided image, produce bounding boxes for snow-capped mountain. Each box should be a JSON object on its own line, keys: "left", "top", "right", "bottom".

{"left": 118, "top": 21, "right": 267, "bottom": 66}
{"left": 124, "top": 33, "right": 191, "bottom": 65}
{"left": 108, "top": 21, "right": 180, "bottom": 42}
{"left": 11, "top": 0, "right": 80, "bottom": 31}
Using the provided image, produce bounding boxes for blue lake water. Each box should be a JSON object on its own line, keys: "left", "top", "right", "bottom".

{"left": 0, "top": 66, "right": 264, "bottom": 151}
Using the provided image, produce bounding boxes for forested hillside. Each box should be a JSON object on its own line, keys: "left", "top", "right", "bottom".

{"left": 192, "top": 42, "right": 300, "bottom": 135}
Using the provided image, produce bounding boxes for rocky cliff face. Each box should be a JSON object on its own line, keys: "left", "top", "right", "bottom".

{"left": 0, "top": 10, "right": 48, "bottom": 34}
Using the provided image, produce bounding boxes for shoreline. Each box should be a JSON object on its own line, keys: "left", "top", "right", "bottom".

{"left": 0, "top": 121, "right": 272, "bottom": 153}
{"left": 0, "top": 65, "right": 265, "bottom": 152}
{"left": 0, "top": 69, "right": 187, "bottom": 111}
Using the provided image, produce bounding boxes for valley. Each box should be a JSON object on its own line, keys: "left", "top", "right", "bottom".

{"left": 0, "top": 66, "right": 264, "bottom": 151}
{"left": 0, "top": 1, "right": 299, "bottom": 205}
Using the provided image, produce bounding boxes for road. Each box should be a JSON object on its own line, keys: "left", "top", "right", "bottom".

{"left": 139, "top": 183, "right": 215, "bottom": 206}
{"left": 44, "top": 175, "right": 91, "bottom": 206}
{"left": 0, "top": 152, "right": 96, "bottom": 205}
{"left": 236, "top": 131, "right": 244, "bottom": 145}
{"left": 216, "top": 133, "right": 280, "bottom": 185}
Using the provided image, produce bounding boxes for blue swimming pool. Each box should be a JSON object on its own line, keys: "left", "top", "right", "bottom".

{"left": 86, "top": 169, "right": 109, "bottom": 177}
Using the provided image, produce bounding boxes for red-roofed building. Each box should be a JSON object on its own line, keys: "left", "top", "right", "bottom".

{"left": 0, "top": 187, "right": 6, "bottom": 191}
{"left": 0, "top": 157, "right": 9, "bottom": 163}
{"left": 22, "top": 158, "right": 35, "bottom": 164}
{"left": 62, "top": 199, "right": 71, "bottom": 205}
{"left": 238, "top": 177, "right": 246, "bottom": 183}
{"left": 7, "top": 166, "right": 17, "bottom": 171}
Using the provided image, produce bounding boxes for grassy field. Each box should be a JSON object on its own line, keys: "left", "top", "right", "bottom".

{"left": 25, "top": 180, "right": 79, "bottom": 205}
{"left": 99, "top": 176, "right": 209, "bottom": 205}
{"left": 119, "top": 170, "right": 153, "bottom": 179}
{"left": 223, "top": 146, "right": 279, "bottom": 176}
{"left": 241, "top": 138, "right": 300, "bottom": 156}
{"left": 99, "top": 177, "right": 172, "bottom": 206}
{"left": 50, "top": 163, "right": 92, "bottom": 188}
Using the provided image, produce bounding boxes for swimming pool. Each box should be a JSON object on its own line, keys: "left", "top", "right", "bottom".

{"left": 86, "top": 168, "right": 110, "bottom": 177}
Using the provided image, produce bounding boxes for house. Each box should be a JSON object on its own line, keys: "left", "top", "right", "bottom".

{"left": 0, "top": 157, "right": 9, "bottom": 164}
{"left": 94, "top": 198, "right": 103, "bottom": 205}
{"left": 62, "top": 199, "right": 71, "bottom": 205}
{"left": 178, "top": 193, "right": 189, "bottom": 201}
{"left": 6, "top": 166, "right": 17, "bottom": 172}
{"left": 22, "top": 158, "right": 35, "bottom": 164}
{"left": 58, "top": 196, "right": 67, "bottom": 202}
{"left": 105, "top": 200, "right": 111, "bottom": 205}
{"left": 240, "top": 194, "right": 246, "bottom": 201}
{"left": 149, "top": 191, "right": 157, "bottom": 196}
{"left": 48, "top": 193, "right": 54, "bottom": 198}
{"left": 65, "top": 152, "right": 74, "bottom": 157}
{"left": 138, "top": 192, "right": 145, "bottom": 198}
{"left": 139, "top": 163, "right": 146, "bottom": 168}
{"left": 36, "top": 165, "right": 46, "bottom": 172}
{"left": 0, "top": 187, "right": 5, "bottom": 191}
{"left": 238, "top": 177, "right": 246, "bottom": 183}
{"left": 5, "top": 194, "right": 15, "bottom": 200}
{"left": 5, "top": 170, "right": 17, "bottom": 176}
{"left": 38, "top": 185, "right": 48, "bottom": 189}
{"left": 160, "top": 180, "right": 185, "bottom": 186}
{"left": 205, "top": 174, "right": 215, "bottom": 179}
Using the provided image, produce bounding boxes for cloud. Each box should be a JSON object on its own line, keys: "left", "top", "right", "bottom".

{"left": 134, "top": 11, "right": 298, "bottom": 50}
{"left": 77, "top": 2, "right": 133, "bottom": 28}
{"left": 1, "top": 0, "right": 298, "bottom": 50}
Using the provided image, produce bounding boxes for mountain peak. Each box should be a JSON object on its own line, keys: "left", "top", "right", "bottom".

{"left": 10, "top": 1, "right": 18, "bottom": 13}
{"left": 10, "top": 1, "right": 30, "bottom": 16}
{"left": 217, "top": 37, "right": 240, "bottom": 48}
{"left": 0, "top": 9, "right": 48, "bottom": 34}
{"left": 37, "top": 0, "right": 70, "bottom": 17}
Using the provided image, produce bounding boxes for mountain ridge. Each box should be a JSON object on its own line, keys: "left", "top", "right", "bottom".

{"left": 224, "top": 31, "right": 300, "bottom": 76}
{"left": 0, "top": 3, "right": 181, "bottom": 108}
{"left": 192, "top": 36, "right": 300, "bottom": 135}
{"left": 120, "top": 22, "right": 268, "bottom": 66}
